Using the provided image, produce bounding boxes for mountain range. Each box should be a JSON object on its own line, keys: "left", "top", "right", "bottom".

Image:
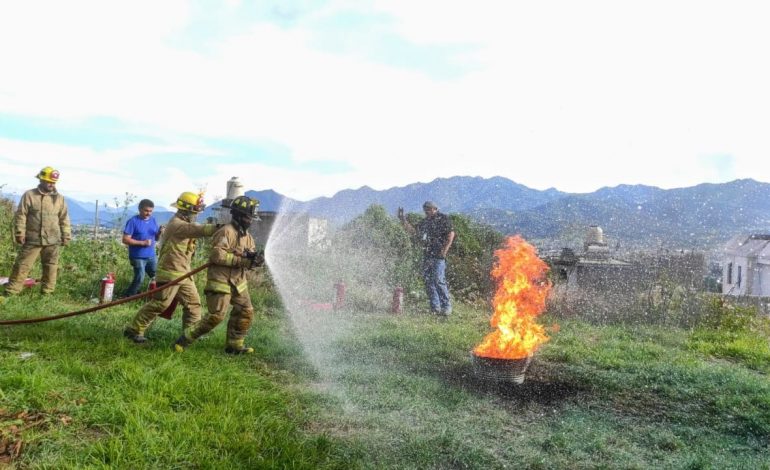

{"left": 9, "top": 176, "right": 769, "bottom": 251}
{"left": 236, "top": 177, "right": 770, "bottom": 252}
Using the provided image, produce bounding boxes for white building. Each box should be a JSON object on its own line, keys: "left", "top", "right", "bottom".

{"left": 551, "top": 225, "right": 634, "bottom": 289}
{"left": 722, "top": 234, "right": 770, "bottom": 296}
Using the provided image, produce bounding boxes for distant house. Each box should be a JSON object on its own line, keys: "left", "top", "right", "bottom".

{"left": 550, "top": 225, "right": 635, "bottom": 290}
{"left": 722, "top": 234, "right": 770, "bottom": 296}
{"left": 265, "top": 212, "right": 329, "bottom": 251}
{"left": 549, "top": 225, "right": 704, "bottom": 292}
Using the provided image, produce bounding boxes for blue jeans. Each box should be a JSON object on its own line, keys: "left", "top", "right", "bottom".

{"left": 422, "top": 257, "right": 451, "bottom": 314}
{"left": 124, "top": 256, "right": 157, "bottom": 297}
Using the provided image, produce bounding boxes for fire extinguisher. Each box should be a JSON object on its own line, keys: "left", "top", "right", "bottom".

{"left": 391, "top": 286, "right": 404, "bottom": 314}
{"left": 99, "top": 272, "right": 115, "bottom": 304}
{"left": 333, "top": 280, "right": 346, "bottom": 310}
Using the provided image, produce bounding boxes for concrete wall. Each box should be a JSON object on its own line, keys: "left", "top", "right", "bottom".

{"left": 723, "top": 255, "right": 748, "bottom": 296}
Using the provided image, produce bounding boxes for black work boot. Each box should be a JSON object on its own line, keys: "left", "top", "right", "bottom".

{"left": 173, "top": 335, "right": 192, "bottom": 352}
{"left": 123, "top": 328, "right": 147, "bottom": 344}
{"left": 225, "top": 345, "right": 254, "bottom": 355}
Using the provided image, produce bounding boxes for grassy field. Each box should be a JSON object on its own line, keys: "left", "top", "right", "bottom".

{"left": 1, "top": 288, "right": 769, "bottom": 468}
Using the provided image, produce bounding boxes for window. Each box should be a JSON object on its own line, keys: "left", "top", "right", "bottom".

{"left": 727, "top": 262, "right": 733, "bottom": 284}
{"left": 737, "top": 266, "right": 742, "bottom": 288}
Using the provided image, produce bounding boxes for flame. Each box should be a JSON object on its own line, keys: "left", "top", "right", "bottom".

{"left": 473, "top": 235, "right": 553, "bottom": 360}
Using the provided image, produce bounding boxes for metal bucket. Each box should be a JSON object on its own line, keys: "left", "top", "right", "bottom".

{"left": 471, "top": 353, "right": 532, "bottom": 385}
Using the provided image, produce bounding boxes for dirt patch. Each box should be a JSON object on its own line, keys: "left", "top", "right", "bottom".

{"left": 442, "top": 362, "right": 586, "bottom": 406}
{"left": 0, "top": 408, "right": 73, "bottom": 464}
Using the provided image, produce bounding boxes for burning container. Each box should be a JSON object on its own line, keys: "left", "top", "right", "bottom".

{"left": 471, "top": 354, "right": 532, "bottom": 384}
{"left": 472, "top": 236, "right": 553, "bottom": 385}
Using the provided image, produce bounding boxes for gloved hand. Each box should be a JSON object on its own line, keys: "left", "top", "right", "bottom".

{"left": 242, "top": 249, "right": 265, "bottom": 269}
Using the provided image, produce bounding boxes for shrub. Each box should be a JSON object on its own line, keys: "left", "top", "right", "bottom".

{"left": 333, "top": 205, "right": 419, "bottom": 311}
{"left": 0, "top": 195, "right": 16, "bottom": 276}
{"left": 331, "top": 205, "right": 504, "bottom": 310}
{"left": 700, "top": 296, "right": 759, "bottom": 333}
{"left": 58, "top": 237, "right": 130, "bottom": 299}
{"left": 445, "top": 214, "right": 503, "bottom": 305}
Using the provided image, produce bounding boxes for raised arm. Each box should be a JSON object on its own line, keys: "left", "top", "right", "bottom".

{"left": 398, "top": 207, "right": 416, "bottom": 236}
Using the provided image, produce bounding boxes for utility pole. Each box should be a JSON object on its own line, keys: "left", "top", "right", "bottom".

{"left": 94, "top": 200, "right": 99, "bottom": 240}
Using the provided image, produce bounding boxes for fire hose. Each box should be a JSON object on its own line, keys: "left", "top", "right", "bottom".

{"left": 0, "top": 262, "right": 212, "bottom": 326}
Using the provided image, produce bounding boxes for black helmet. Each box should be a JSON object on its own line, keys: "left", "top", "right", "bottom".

{"left": 230, "top": 195, "right": 259, "bottom": 217}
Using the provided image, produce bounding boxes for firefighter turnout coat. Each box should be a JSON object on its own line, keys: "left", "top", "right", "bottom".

{"left": 155, "top": 213, "right": 217, "bottom": 283}
{"left": 5, "top": 187, "right": 71, "bottom": 295}
{"left": 14, "top": 187, "right": 71, "bottom": 246}
{"left": 205, "top": 223, "right": 257, "bottom": 295}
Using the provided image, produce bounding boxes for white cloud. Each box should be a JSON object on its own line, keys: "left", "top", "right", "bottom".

{"left": 2, "top": 0, "right": 770, "bottom": 201}
{"left": 0, "top": 138, "right": 220, "bottom": 204}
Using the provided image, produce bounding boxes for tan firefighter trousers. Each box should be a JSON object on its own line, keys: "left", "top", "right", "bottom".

{"left": 189, "top": 287, "right": 254, "bottom": 349}
{"left": 127, "top": 278, "right": 202, "bottom": 335}
{"left": 5, "top": 244, "right": 60, "bottom": 295}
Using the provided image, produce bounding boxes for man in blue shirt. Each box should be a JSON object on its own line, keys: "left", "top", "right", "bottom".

{"left": 122, "top": 199, "right": 163, "bottom": 297}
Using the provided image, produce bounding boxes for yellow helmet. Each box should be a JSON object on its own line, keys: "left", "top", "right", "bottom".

{"left": 36, "top": 166, "right": 60, "bottom": 183}
{"left": 171, "top": 191, "right": 206, "bottom": 213}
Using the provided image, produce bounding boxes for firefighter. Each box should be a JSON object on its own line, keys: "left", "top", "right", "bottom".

{"left": 173, "top": 195, "right": 264, "bottom": 354}
{"left": 123, "top": 191, "right": 216, "bottom": 343}
{"left": 2, "top": 166, "right": 71, "bottom": 296}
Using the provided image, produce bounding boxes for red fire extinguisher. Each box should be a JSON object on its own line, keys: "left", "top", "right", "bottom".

{"left": 333, "top": 280, "right": 346, "bottom": 310}
{"left": 99, "top": 272, "right": 115, "bottom": 304}
{"left": 391, "top": 286, "right": 404, "bottom": 314}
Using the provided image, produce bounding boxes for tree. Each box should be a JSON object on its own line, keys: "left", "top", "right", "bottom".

{"left": 337, "top": 205, "right": 504, "bottom": 309}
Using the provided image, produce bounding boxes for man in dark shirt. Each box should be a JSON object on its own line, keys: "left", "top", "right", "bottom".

{"left": 398, "top": 201, "right": 456, "bottom": 316}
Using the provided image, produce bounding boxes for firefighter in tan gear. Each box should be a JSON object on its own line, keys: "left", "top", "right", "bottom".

{"left": 173, "top": 195, "right": 264, "bottom": 354}
{"left": 3, "top": 167, "right": 71, "bottom": 296}
{"left": 123, "top": 191, "right": 216, "bottom": 343}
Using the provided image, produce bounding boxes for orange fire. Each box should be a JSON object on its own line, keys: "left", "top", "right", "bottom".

{"left": 473, "top": 235, "right": 553, "bottom": 360}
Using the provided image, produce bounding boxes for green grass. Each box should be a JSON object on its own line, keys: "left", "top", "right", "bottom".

{"left": 0, "top": 293, "right": 345, "bottom": 469}
{"left": 2, "top": 291, "right": 769, "bottom": 468}
{"left": 319, "top": 307, "right": 770, "bottom": 469}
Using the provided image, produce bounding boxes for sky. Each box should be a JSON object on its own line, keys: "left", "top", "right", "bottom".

{"left": 1, "top": 0, "right": 770, "bottom": 206}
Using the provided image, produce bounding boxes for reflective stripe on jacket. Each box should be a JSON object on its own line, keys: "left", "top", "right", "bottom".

{"left": 206, "top": 223, "right": 255, "bottom": 294}
{"left": 155, "top": 213, "right": 216, "bottom": 282}
{"left": 14, "top": 188, "right": 71, "bottom": 246}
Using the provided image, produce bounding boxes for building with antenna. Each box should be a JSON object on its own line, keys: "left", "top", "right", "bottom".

{"left": 551, "top": 225, "right": 634, "bottom": 289}
{"left": 213, "top": 177, "right": 245, "bottom": 225}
